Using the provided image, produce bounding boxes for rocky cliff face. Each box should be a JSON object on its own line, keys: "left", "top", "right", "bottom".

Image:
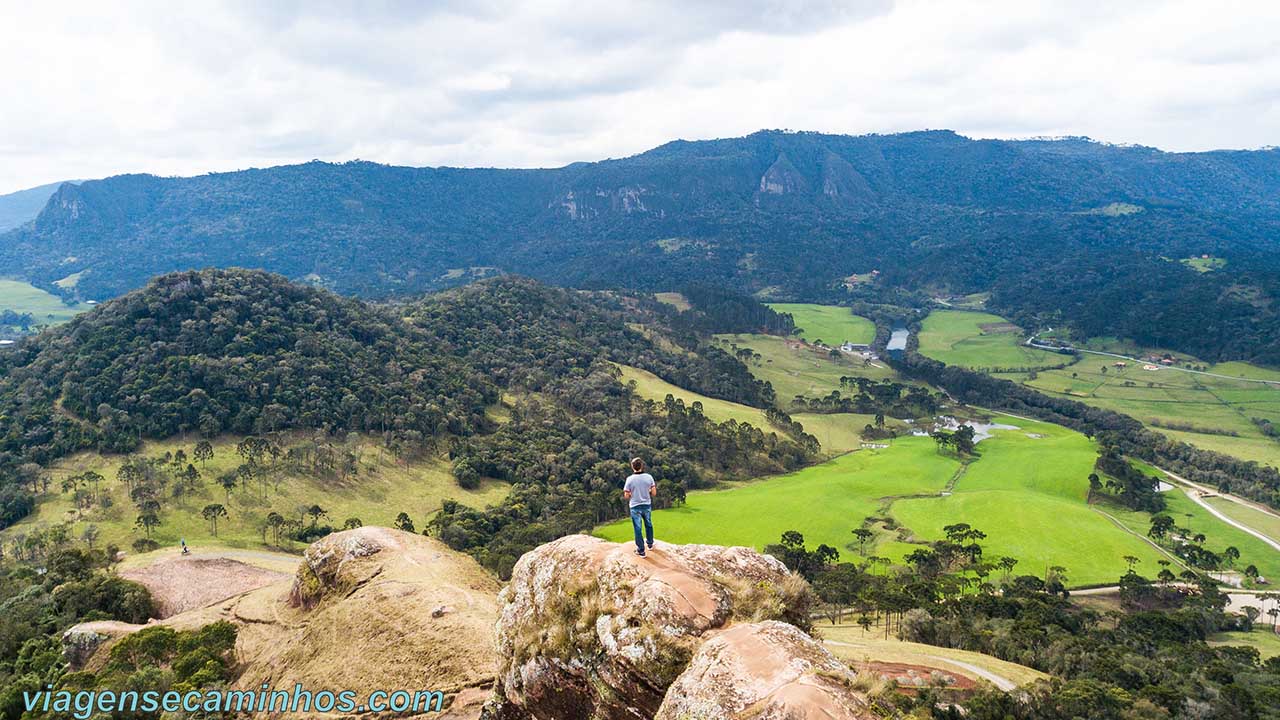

{"left": 483, "top": 535, "right": 873, "bottom": 720}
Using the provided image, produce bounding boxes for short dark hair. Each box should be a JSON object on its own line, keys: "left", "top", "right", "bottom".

{"left": 631, "top": 457, "right": 645, "bottom": 472}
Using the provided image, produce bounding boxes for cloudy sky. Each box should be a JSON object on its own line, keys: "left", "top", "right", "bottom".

{"left": 2, "top": 0, "right": 1279, "bottom": 193}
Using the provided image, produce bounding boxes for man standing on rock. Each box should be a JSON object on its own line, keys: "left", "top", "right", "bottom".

{"left": 623, "top": 458, "right": 656, "bottom": 557}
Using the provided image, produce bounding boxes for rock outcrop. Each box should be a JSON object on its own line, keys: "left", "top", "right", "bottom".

{"left": 656, "top": 621, "right": 873, "bottom": 720}
{"left": 758, "top": 153, "right": 809, "bottom": 195}
{"left": 484, "top": 535, "right": 859, "bottom": 720}
{"left": 65, "top": 527, "right": 502, "bottom": 718}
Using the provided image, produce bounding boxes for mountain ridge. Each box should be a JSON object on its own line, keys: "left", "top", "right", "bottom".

{"left": 4, "top": 129, "right": 1280, "bottom": 362}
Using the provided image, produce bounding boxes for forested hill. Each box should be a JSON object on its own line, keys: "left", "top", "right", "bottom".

{"left": 0, "top": 270, "right": 809, "bottom": 543}
{"left": 0, "top": 269, "right": 499, "bottom": 467}
{"left": 5, "top": 130, "right": 1280, "bottom": 361}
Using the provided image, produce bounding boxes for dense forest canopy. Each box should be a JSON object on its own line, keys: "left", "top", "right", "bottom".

{"left": 0, "top": 270, "right": 801, "bottom": 540}
{"left": 5, "top": 130, "right": 1280, "bottom": 362}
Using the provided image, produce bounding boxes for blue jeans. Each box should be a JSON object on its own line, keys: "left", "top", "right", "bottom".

{"left": 630, "top": 504, "right": 653, "bottom": 553}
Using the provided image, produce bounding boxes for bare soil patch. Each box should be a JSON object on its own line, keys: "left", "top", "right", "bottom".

{"left": 121, "top": 557, "right": 289, "bottom": 617}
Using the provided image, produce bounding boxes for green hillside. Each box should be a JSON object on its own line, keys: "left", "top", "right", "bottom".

{"left": 598, "top": 417, "right": 1174, "bottom": 586}
{"left": 4, "top": 433, "right": 509, "bottom": 554}
{"left": 766, "top": 303, "right": 875, "bottom": 346}
{"left": 918, "top": 310, "right": 1063, "bottom": 370}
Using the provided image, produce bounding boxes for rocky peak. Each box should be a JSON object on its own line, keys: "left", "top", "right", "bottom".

{"left": 483, "top": 534, "right": 872, "bottom": 720}
{"left": 820, "top": 149, "right": 877, "bottom": 203}
{"left": 758, "top": 153, "right": 809, "bottom": 195}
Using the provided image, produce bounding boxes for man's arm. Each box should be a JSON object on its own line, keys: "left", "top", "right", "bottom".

{"left": 649, "top": 480, "right": 657, "bottom": 497}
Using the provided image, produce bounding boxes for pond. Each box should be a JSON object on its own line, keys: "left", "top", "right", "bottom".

{"left": 887, "top": 328, "right": 910, "bottom": 351}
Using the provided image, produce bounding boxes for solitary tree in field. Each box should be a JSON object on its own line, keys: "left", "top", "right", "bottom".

{"left": 998, "top": 556, "right": 1018, "bottom": 582}
{"left": 1123, "top": 555, "right": 1140, "bottom": 571}
{"left": 82, "top": 471, "right": 104, "bottom": 500}
{"left": 193, "top": 441, "right": 214, "bottom": 468}
{"left": 343, "top": 517, "right": 362, "bottom": 530}
{"left": 202, "top": 504, "right": 228, "bottom": 536}
{"left": 1149, "top": 515, "right": 1175, "bottom": 539}
{"left": 851, "top": 528, "right": 874, "bottom": 556}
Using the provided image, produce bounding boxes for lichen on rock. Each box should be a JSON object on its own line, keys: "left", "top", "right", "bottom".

{"left": 656, "top": 621, "right": 875, "bottom": 720}
{"left": 61, "top": 627, "right": 108, "bottom": 670}
{"left": 484, "top": 535, "right": 819, "bottom": 720}
{"left": 287, "top": 526, "right": 386, "bottom": 608}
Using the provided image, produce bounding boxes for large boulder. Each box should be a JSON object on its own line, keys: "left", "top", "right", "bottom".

{"left": 656, "top": 621, "right": 875, "bottom": 720}
{"left": 485, "top": 535, "right": 815, "bottom": 720}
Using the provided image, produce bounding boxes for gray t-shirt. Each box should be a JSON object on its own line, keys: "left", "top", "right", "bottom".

{"left": 624, "top": 473, "right": 655, "bottom": 507}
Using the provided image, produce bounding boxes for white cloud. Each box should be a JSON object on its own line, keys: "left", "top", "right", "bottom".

{"left": 1, "top": 0, "right": 1278, "bottom": 193}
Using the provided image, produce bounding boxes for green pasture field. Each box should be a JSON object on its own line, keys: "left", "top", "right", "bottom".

{"left": 2, "top": 433, "right": 509, "bottom": 554}
{"left": 890, "top": 417, "right": 1167, "bottom": 586}
{"left": 820, "top": 623, "right": 1048, "bottom": 687}
{"left": 1095, "top": 486, "right": 1280, "bottom": 583}
{"left": 595, "top": 436, "right": 958, "bottom": 555}
{"left": 654, "top": 292, "right": 691, "bottom": 311}
{"left": 995, "top": 346, "right": 1280, "bottom": 469}
{"left": 597, "top": 417, "right": 1174, "bottom": 587}
{"left": 0, "top": 279, "right": 94, "bottom": 328}
{"left": 1181, "top": 256, "right": 1227, "bottom": 273}
{"left": 1209, "top": 629, "right": 1280, "bottom": 659}
{"left": 1202, "top": 497, "right": 1280, "bottom": 544}
{"left": 714, "top": 332, "right": 898, "bottom": 403}
{"left": 766, "top": 303, "right": 875, "bottom": 346}
{"left": 618, "top": 363, "right": 894, "bottom": 455}
{"left": 917, "top": 310, "right": 1063, "bottom": 370}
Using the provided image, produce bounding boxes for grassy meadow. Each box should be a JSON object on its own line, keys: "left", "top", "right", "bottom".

{"left": 889, "top": 416, "right": 1167, "bottom": 586}
{"left": 654, "top": 291, "right": 691, "bottom": 311}
{"left": 1203, "top": 497, "right": 1280, "bottom": 543}
{"left": 618, "top": 363, "right": 895, "bottom": 455}
{"left": 1209, "top": 628, "right": 1280, "bottom": 659}
{"left": 766, "top": 303, "right": 875, "bottom": 346}
{"left": 995, "top": 343, "right": 1280, "bottom": 469}
{"left": 715, "top": 332, "right": 898, "bottom": 402}
{"left": 596, "top": 436, "right": 958, "bottom": 554}
{"left": 0, "top": 279, "right": 94, "bottom": 329}
{"left": 820, "top": 623, "right": 1048, "bottom": 687}
{"left": 918, "top": 310, "right": 1063, "bottom": 370}
{"left": 2, "top": 433, "right": 509, "bottom": 555}
{"left": 597, "top": 416, "right": 1176, "bottom": 587}
{"left": 1098, "top": 485, "right": 1280, "bottom": 583}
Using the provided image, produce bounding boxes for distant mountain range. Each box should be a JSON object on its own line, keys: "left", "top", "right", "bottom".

{"left": 3, "top": 130, "right": 1280, "bottom": 361}
{"left": 0, "top": 180, "right": 78, "bottom": 232}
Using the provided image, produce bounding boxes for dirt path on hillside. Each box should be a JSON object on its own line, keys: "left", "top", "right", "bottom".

{"left": 823, "top": 639, "right": 1018, "bottom": 691}
{"left": 1156, "top": 468, "right": 1280, "bottom": 552}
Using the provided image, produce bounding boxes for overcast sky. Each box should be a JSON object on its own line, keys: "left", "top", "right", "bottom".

{"left": 2, "top": 0, "right": 1279, "bottom": 194}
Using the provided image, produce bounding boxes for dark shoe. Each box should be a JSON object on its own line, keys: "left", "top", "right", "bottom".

{"left": 647, "top": 543, "right": 654, "bottom": 550}
{"left": 635, "top": 549, "right": 646, "bottom": 557}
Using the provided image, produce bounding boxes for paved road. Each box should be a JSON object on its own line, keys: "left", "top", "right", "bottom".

{"left": 823, "top": 639, "right": 1019, "bottom": 691}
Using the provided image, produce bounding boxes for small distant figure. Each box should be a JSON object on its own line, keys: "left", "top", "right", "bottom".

{"left": 180, "top": 538, "right": 190, "bottom": 555}
{"left": 623, "top": 458, "right": 656, "bottom": 557}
